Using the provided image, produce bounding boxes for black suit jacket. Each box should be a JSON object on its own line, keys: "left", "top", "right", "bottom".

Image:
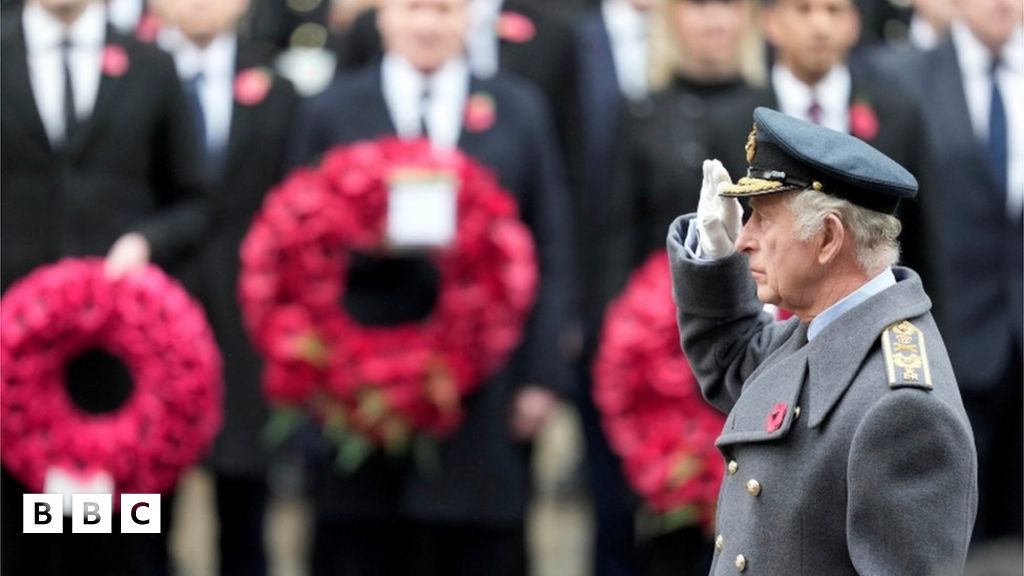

{"left": 197, "top": 42, "right": 300, "bottom": 477}
{"left": 1, "top": 22, "right": 208, "bottom": 290}
{"left": 894, "top": 41, "right": 1023, "bottom": 391}
{"left": 290, "top": 62, "right": 574, "bottom": 523}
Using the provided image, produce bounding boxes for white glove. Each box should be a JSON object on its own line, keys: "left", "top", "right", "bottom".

{"left": 696, "top": 159, "right": 743, "bottom": 259}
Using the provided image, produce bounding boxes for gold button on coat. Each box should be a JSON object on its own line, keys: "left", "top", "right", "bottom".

{"left": 794, "top": 406, "right": 802, "bottom": 420}
{"left": 715, "top": 535, "right": 724, "bottom": 550}
{"left": 746, "top": 479, "right": 761, "bottom": 496}
{"left": 727, "top": 460, "right": 738, "bottom": 475}
{"left": 735, "top": 554, "right": 747, "bottom": 572}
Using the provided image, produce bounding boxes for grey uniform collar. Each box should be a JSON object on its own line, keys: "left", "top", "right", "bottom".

{"left": 803, "top": 267, "right": 932, "bottom": 428}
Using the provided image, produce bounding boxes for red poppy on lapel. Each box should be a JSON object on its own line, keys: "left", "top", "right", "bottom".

{"left": 135, "top": 13, "right": 162, "bottom": 44}
{"left": 849, "top": 101, "right": 880, "bottom": 142}
{"left": 464, "top": 93, "right": 496, "bottom": 133}
{"left": 496, "top": 11, "right": 535, "bottom": 43}
{"left": 235, "top": 68, "right": 273, "bottom": 106}
{"left": 101, "top": 45, "right": 129, "bottom": 77}
{"left": 765, "top": 402, "right": 788, "bottom": 432}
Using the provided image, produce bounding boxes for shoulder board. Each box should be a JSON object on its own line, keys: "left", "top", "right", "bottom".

{"left": 881, "top": 320, "right": 933, "bottom": 390}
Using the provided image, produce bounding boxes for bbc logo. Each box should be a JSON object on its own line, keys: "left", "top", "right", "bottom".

{"left": 23, "top": 494, "right": 161, "bottom": 534}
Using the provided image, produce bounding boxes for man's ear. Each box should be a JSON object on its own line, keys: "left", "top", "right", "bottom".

{"left": 817, "top": 213, "right": 846, "bottom": 265}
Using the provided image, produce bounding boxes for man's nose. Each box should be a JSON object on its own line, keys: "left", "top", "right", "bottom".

{"left": 734, "top": 221, "right": 754, "bottom": 254}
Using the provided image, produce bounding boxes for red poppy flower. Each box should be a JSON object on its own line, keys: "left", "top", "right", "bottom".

{"left": 593, "top": 252, "right": 726, "bottom": 530}
{"left": 496, "top": 11, "right": 536, "bottom": 43}
{"left": 101, "top": 45, "right": 129, "bottom": 77}
{"left": 135, "top": 13, "right": 162, "bottom": 44}
{"left": 849, "top": 101, "right": 880, "bottom": 141}
{"left": 0, "top": 259, "right": 222, "bottom": 502}
{"left": 464, "top": 93, "right": 496, "bottom": 133}
{"left": 234, "top": 67, "right": 272, "bottom": 106}
{"left": 765, "top": 402, "right": 788, "bottom": 433}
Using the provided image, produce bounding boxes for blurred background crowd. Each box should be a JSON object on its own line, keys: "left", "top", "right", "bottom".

{"left": 0, "top": 0, "right": 1021, "bottom": 574}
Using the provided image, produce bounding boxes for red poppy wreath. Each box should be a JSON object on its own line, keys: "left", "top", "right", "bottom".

{"left": 239, "top": 138, "right": 538, "bottom": 459}
{"left": 0, "top": 259, "right": 223, "bottom": 498}
{"left": 593, "top": 252, "right": 725, "bottom": 530}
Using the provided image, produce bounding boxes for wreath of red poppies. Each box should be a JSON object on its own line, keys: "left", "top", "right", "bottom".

{"left": 239, "top": 138, "right": 538, "bottom": 450}
{"left": 0, "top": 258, "right": 223, "bottom": 497}
{"left": 593, "top": 252, "right": 725, "bottom": 529}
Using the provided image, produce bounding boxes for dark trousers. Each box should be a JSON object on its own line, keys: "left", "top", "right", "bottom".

{"left": 311, "top": 517, "right": 414, "bottom": 576}
{"left": 409, "top": 522, "right": 526, "bottom": 576}
{"left": 214, "top": 473, "right": 268, "bottom": 576}
{"left": 311, "top": 518, "right": 525, "bottom": 576}
{"left": 576, "top": 363, "right": 636, "bottom": 576}
{"left": 963, "top": 345, "right": 1024, "bottom": 543}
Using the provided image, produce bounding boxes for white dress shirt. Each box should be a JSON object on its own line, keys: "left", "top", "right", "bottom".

{"left": 23, "top": 1, "right": 105, "bottom": 146}
{"left": 382, "top": 54, "right": 469, "bottom": 150}
{"left": 602, "top": 0, "right": 649, "bottom": 100}
{"left": 173, "top": 33, "right": 237, "bottom": 157}
{"left": 952, "top": 21, "right": 1024, "bottom": 217}
{"left": 772, "top": 63, "right": 852, "bottom": 134}
{"left": 466, "top": 0, "right": 502, "bottom": 79}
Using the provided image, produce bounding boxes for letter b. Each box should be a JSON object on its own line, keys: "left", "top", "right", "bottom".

{"left": 72, "top": 494, "right": 111, "bottom": 533}
{"left": 23, "top": 495, "right": 63, "bottom": 533}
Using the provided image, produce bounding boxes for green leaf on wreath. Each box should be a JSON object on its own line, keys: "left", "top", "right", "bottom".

{"left": 357, "top": 387, "right": 387, "bottom": 425}
{"left": 662, "top": 504, "right": 700, "bottom": 531}
{"left": 334, "top": 433, "right": 373, "bottom": 474}
{"left": 412, "top": 435, "right": 441, "bottom": 476}
{"left": 382, "top": 417, "right": 411, "bottom": 457}
{"left": 296, "top": 333, "right": 330, "bottom": 367}
{"left": 262, "top": 407, "right": 306, "bottom": 448}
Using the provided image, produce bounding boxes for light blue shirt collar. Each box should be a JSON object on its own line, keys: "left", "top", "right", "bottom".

{"left": 807, "top": 268, "right": 896, "bottom": 341}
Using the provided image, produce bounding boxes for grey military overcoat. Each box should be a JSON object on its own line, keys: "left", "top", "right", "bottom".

{"left": 668, "top": 215, "right": 978, "bottom": 575}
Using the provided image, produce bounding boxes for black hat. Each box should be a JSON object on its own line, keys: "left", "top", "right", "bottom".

{"left": 721, "top": 107, "right": 917, "bottom": 214}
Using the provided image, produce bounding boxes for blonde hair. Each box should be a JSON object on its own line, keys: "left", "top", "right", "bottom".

{"left": 647, "top": 0, "right": 767, "bottom": 91}
{"left": 787, "top": 189, "right": 902, "bottom": 273}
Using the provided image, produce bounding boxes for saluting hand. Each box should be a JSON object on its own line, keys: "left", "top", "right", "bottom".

{"left": 696, "top": 159, "right": 743, "bottom": 259}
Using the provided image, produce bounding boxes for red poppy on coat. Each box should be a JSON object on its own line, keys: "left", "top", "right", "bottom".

{"left": 464, "top": 93, "right": 496, "bottom": 132}
{"left": 766, "top": 402, "right": 788, "bottom": 432}
{"left": 496, "top": 11, "right": 535, "bottom": 43}
{"left": 849, "top": 101, "right": 880, "bottom": 141}
{"left": 135, "top": 13, "right": 162, "bottom": 44}
{"left": 101, "top": 45, "right": 129, "bottom": 77}
{"left": 234, "top": 68, "right": 273, "bottom": 106}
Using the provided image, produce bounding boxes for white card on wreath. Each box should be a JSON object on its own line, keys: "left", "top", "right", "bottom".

{"left": 386, "top": 169, "right": 458, "bottom": 249}
{"left": 44, "top": 467, "right": 114, "bottom": 515}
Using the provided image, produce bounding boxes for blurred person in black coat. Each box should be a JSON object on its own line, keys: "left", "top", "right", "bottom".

{"left": 289, "top": 0, "right": 574, "bottom": 574}
{"left": 889, "top": 0, "right": 1023, "bottom": 545}
{"left": 0, "top": 0, "right": 208, "bottom": 574}
{"left": 160, "top": 0, "right": 300, "bottom": 572}
{"left": 601, "top": 3, "right": 764, "bottom": 571}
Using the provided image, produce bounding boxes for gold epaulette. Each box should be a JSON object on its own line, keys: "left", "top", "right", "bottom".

{"left": 881, "top": 320, "right": 933, "bottom": 389}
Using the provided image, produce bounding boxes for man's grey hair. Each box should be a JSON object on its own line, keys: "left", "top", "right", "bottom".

{"left": 787, "top": 189, "right": 902, "bottom": 273}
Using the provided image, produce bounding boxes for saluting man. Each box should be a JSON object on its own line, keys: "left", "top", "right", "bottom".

{"left": 668, "top": 107, "right": 977, "bottom": 575}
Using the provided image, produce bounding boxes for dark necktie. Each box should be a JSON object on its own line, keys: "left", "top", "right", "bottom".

{"left": 184, "top": 72, "right": 209, "bottom": 164}
{"left": 808, "top": 98, "right": 823, "bottom": 125}
{"left": 61, "top": 38, "right": 78, "bottom": 145}
{"left": 420, "top": 85, "right": 431, "bottom": 140}
{"left": 988, "top": 58, "right": 1008, "bottom": 200}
